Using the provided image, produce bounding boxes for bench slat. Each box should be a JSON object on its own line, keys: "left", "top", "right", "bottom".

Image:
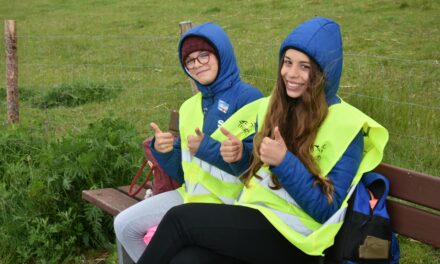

{"left": 375, "top": 163, "right": 440, "bottom": 211}
{"left": 118, "top": 185, "right": 150, "bottom": 201}
{"left": 168, "top": 110, "right": 179, "bottom": 136}
{"left": 388, "top": 199, "right": 440, "bottom": 248}
{"left": 82, "top": 188, "right": 138, "bottom": 216}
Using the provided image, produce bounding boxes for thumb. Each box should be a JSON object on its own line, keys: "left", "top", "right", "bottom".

{"left": 273, "top": 126, "right": 284, "bottom": 143}
{"left": 220, "top": 127, "right": 238, "bottom": 141}
{"left": 150, "top": 122, "right": 162, "bottom": 134}
{"left": 195, "top": 127, "right": 204, "bottom": 137}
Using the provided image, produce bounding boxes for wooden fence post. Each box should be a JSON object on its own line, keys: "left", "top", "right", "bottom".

{"left": 179, "top": 21, "right": 198, "bottom": 95}
{"left": 5, "top": 20, "right": 19, "bottom": 124}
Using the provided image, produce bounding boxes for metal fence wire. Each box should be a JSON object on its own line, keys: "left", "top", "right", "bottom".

{"left": 1, "top": 33, "right": 439, "bottom": 175}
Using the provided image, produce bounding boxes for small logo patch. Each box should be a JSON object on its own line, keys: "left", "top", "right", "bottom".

{"left": 218, "top": 100, "right": 229, "bottom": 114}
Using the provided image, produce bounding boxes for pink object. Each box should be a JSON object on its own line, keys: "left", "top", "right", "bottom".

{"left": 143, "top": 225, "right": 158, "bottom": 245}
{"left": 368, "top": 190, "right": 378, "bottom": 210}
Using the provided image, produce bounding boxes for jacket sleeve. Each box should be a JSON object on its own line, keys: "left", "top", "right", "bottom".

{"left": 195, "top": 132, "right": 254, "bottom": 176}
{"left": 220, "top": 84, "right": 262, "bottom": 175}
{"left": 227, "top": 133, "right": 254, "bottom": 176}
{"left": 150, "top": 136, "right": 184, "bottom": 183}
{"left": 195, "top": 85, "right": 262, "bottom": 176}
{"left": 270, "top": 131, "right": 364, "bottom": 223}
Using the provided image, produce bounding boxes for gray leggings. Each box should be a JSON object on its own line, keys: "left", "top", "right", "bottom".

{"left": 113, "top": 189, "right": 183, "bottom": 262}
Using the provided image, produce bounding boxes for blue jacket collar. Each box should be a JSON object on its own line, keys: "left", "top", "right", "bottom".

{"left": 279, "top": 17, "right": 343, "bottom": 105}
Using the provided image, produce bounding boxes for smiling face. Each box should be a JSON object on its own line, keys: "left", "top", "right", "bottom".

{"left": 185, "top": 51, "right": 219, "bottom": 85}
{"left": 280, "top": 49, "right": 311, "bottom": 99}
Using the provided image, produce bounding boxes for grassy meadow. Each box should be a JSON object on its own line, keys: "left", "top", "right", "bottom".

{"left": 0, "top": 0, "right": 439, "bottom": 263}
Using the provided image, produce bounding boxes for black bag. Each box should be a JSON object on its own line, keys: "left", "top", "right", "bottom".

{"left": 324, "top": 172, "right": 400, "bottom": 264}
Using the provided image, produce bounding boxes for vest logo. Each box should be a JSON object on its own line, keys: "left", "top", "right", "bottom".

{"left": 238, "top": 120, "right": 254, "bottom": 134}
{"left": 218, "top": 100, "right": 229, "bottom": 114}
{"left": 313, "top": 144, "right": 327, "bottom": 161}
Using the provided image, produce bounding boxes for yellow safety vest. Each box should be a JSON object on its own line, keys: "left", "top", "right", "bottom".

{"left": 179, "top": 93, "right": 264, "bottom": 204}
{"left": 236, "top": 96, "right": 389, "bottom": 255}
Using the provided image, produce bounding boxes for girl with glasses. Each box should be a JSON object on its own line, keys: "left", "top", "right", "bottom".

{"left": 113, "top": 22, "right": 263, "bottom": 263}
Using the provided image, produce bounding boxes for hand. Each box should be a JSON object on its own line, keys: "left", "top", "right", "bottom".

{"left": 187, "top": 128, "right": 204, "bottom": 155}
{"left": 150, "top": 122, "right": 174, "bottom": 153}
{"left": 259, "top": 126, "right": 287, "bottom": 166}
{"left": 220, "top": 127, "right": 243, "bottom": 163}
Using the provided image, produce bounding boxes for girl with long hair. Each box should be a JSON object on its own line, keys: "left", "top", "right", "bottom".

{"left": 137, "top": 17, "right": 388, "bottom": 264}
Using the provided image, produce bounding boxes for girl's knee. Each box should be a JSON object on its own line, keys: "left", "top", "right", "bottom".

{"left": 163, "top": 203, "right": 186, "bottom": 220}
{"left": 162, "top": 203, "right": 206, "bottom": 229}
{"left": 165, "top": 203, "right": 195, "bottom": 218}
{"left": 113, "top": 211, "right": 126, "bottom": 239}
{"left": 113, "top": 207, "right": 137, "bottom": 239}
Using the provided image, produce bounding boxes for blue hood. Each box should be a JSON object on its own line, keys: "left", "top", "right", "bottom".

{"left": 178, "top": 22, "right": 240, "bottom": 98}
{"left": 279, "top": 17, "right": 343, "bottom": 105}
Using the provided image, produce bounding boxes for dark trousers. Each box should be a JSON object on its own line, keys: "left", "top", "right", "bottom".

{"left": 137, "top": 203, "right": 321, "bottom": 264}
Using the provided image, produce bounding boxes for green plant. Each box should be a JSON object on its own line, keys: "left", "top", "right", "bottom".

{"left": 34, "top": 81, "right": 122, "bottom": 109}
{"left": 0, "top": 117, "right": 142, "bottom": 263}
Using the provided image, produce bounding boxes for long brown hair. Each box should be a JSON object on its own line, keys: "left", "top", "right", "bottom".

{"left": 243, "top": 49, "right": 335, "bottom": 203}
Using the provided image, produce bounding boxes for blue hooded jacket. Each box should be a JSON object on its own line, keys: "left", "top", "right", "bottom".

{"left": 270, "top": 17, "right": 364, "bottom": 223}
{"left": 151, "top": 22, "right": 263, "bottom": 183}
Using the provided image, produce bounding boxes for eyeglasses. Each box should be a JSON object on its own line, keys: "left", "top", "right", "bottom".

{"left": 184, "top": 52, "right": 210, "bottom": 70}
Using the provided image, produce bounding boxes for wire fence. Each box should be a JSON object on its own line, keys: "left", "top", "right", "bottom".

{"left": 1, "top": 33, "right": 439, "bottom": 175}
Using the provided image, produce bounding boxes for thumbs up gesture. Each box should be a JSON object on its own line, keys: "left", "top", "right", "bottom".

{"left": 259, "top": 126, "right": 287, "bottom": 166}
{"left": 150, "top": 122, "right": 174, "bottom": 153}
{"left": 187, "top": 128, "right": 204, "bottom": 155}
{"left": 220, "top": 127, "right": 243, "bottom": 163}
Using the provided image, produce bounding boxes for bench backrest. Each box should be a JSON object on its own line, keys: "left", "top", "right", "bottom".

{"left": 374, "top": 163, "right": 440, "bottom": 248}
{"left": 168, "top": 110, "right": 179, "bottom": 136}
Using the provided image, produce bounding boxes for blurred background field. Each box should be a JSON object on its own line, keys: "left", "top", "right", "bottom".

{"left": 0, "top": 0, "right": 439, "bottom": 263}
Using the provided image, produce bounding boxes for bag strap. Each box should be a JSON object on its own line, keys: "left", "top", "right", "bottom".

{"left": 128, "top": 159, "right": 155, "bottom": 197}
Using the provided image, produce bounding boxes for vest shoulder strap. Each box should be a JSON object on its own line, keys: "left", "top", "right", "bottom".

{"left": 211, "top": 97, "right": 266, "bottom": 141}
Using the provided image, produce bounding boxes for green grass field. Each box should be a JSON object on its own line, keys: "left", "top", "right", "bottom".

{"left": 1, "top": 0, "right": 439, "bottom": 263}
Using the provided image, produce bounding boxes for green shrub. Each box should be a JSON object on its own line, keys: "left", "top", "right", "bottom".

{"left": 0, "top": 117, "right": 142, "bottom": 263}
{"left": 34, "top": 81, "right": 122, "bottom": 109}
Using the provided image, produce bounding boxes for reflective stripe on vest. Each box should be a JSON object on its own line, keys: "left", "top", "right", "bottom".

{"left": 238, "top": 96, "right": 389, "bottom": 255}
{"left": 180, "top": 94, "right": 264, "bottom": 204}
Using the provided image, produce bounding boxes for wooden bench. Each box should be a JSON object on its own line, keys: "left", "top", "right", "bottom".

{"left": 82, "top": 162, "right": 440, "bottom": 263}
{"left": 374, "top": 163, "right": 440, "bottom": 248}
{"left": 82, "top": 111, "right": 179, "bottom": 264}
